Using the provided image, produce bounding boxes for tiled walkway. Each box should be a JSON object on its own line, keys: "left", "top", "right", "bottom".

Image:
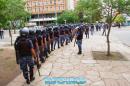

{"left": 6, "top": 31, "right": 130, "bottom": 86}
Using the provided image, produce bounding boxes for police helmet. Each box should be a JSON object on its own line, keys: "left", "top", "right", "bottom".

{"left": 53, "top": 27, "right": 58, "bottom": 31}
{"left": 48, "top": 27, "right": 52, "bottom": 31}
{"left": 42, "top": 29, "right": 46, "bottom": 34}
{"left": 29, "top": 29, "right": 36, "bottom": 35}
{"left": 20, "top": 27, "right": 29, "bottom": 36}
{"left": 36, "top": 29, "right": 42, "bottom": 35}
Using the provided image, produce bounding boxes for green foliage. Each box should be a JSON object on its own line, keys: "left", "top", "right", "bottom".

{"left": 75, "top": 0, "right": 102, "bottom": 23}
{"left": 103, "top": 0, "right": 130, "bottom": 15}
{"left": 114, "top": 14, "right": 125, "bottom": 23}
{"left": 102, "top": 0, "right": 130, "bottom": 23}
{"left": 0, "top": 0, "right": 29, "bottom": 28}
{"left": 57, "top": 11, "right": 79, "bottom": 24}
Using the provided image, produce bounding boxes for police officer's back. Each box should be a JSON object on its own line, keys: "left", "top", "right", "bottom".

{"left": 15, "top": 27, "right": 37, "bottom": 84}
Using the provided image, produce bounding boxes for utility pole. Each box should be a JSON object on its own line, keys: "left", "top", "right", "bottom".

{"left": 54, "top": 0, "right": 58, "bottom": 25}
{"left": 37, "top": 0, "right": 40, "bottom": 28}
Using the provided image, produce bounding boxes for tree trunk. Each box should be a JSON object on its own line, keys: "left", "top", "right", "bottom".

{"left": 11, "top": 22, "right": 16, "bottom": 34}
{"left": 9, "top": 28, "right": 13, "bottom": 46}
{"left": 106, "top": 24, "right": 112, "bottom": 56}
{"left": 14, "top": 27, "right": 16, "bottom": 34}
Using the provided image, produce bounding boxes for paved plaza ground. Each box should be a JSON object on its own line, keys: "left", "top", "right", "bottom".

{"left": 1, "top": 27, "right": 130, "bottom": 86}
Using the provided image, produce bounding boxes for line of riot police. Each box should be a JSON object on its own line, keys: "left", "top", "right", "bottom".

{"left": 14, "top": 24, "right": 78, "bottom": 84}
{"left": 14, "top": 23, "right": 108, "bottom": 84}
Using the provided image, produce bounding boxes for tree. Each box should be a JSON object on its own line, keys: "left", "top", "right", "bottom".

{"left": 5, "top": 0, "right": 29, "bottom": 34}
{"left": 75, "top": 0, "right": 102, "bottom": 23}
{"left": 112, "top": 0, "right": 130, "bottom": 15}
{"left": 102, "top": 0, "right": 129, "bottom": 56}
{"left": 0, "top": 0, "right": 29, "bottom": 45}
{"left": 114, "top": 14, "right": 126, "bottom": 23}
{"left": 57, "top": 10, "right": 79, "bottom": 24}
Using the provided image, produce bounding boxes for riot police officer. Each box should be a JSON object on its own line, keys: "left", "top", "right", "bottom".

{"left": 29, "top": 29, "right": 41, "bottom": 68}
{"left": 48, "top": 27, "right": 54, "bottom": 51}
{"left": 14, "top": 27, "right": 37, "bottom": 84}
{"left": 75, "top": 26, "right": 83, "bottom": 54}
{"left": 85, "top": 24, "right": 89, "bottom": 39}
{"left": 36, "top": 30, "right": 45, "bottom": 63}
{"left": 42, "top": 29, "right": 48, "bottom": 58}
{"left": 53, "top": 27, "right": 60, "bottom": 49}
{"left": 90, "top": 24, "right": 94, "bottom": 35}
{"left": 46, "top": 28, "right": 51, "bottom": 54}
{"left": 59, "top": 26, "right": 65, "bottom": 46}
{"left": 64, "top": 26, "right": 70, "bottom": 45}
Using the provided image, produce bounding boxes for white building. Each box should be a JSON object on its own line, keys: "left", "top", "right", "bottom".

{"left": 67, "top": 0, "right": 75, "bottom": 10}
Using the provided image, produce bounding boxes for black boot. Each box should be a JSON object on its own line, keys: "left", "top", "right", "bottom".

{"left": 78, "top": 51, "right": 82, "bottom": 55}
{"left": 66, "top": 42, "right": 68, "bottom": 45}
{"left": 30, "top": 69, "right": 35, "bottom": 82}
{"left": 61, "top": 43, "right": 63, "bottom": 46}
{"left": 30, "top": 77, "right": 35, "bottom": 82}
{"left": 40, "top": 57, "right": 45, "bottom": 63}
{"left": 26, "top": 79, "right": 30, "bottom": 84}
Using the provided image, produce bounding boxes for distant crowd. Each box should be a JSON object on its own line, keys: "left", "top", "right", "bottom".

{"left": 0, "top": 29, "right": 4, "bottom": 39}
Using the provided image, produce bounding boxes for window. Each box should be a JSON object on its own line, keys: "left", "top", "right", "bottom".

{"left": 28, "top": 8, "right": 32, "bottom": 12}
{"left": 35, "top": 8, "right": 37, "bottom": 12}
{"left": 50, "top": 6, "right": 52, "bottom": 10}
{"left": 32, "top": 2, "right": 36, "bottom": 6}
{"left": 50, "top": 0, "right": 52, "bottom": 4}
{"left": 40, "top": 7, "right": 42, "bottom": 12}
{"left": 59, "top": 6, "right": 60, "bottom": 10}
{"left": 46, "top": 7, "right": 48, "bottom": 11}
{"left": 35, "top": 8, "right": 39, "bottom": 12}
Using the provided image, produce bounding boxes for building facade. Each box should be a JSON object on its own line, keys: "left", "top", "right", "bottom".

{"left": 26, "top": 0, "right": 77, "bottom": 25}
{"left": 73, "top": 0, "right": 78, "bottom": 8}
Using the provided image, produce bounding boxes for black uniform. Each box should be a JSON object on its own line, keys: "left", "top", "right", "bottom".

{"left": 15, "top": 36, "right": 35, "bottom": 84}
{"left": 76, "top": 27, "right": 83, "bottom": 54}
{"left": 49, "top": 29, "right": 54, "bottom": 51}
{"left": 85, "top": 25, "right": 89, "bottom": 38}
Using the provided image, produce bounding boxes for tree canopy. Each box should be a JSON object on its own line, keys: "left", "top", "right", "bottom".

{"left": 75, "top": 0, "right": 102, "bottom": 23}
{"left": 57, "top": 10, "right": 79, "bottom": 24}
{"left": 0, "top": 0, "right": 29, "bottom": 28}
{"left": 114, "top": 14, "right": 126, "bottom": 23}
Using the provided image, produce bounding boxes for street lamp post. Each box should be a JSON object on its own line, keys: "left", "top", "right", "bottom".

{"left": 26, "top": 0, "right": 32, "bottom": 23}
{"left": 26, "top": 0, "right": 29, "bottom": 24}
{"left": 54, "top": 0, "right": 58, "bottom": 25}
{"left": 37, "top": 0, "right": 40, "bottom": 28}
{"left": 64, "top": 20, "right": 66, "bottom": 25}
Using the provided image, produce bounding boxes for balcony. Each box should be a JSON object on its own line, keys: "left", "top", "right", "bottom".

{"left": 29, "top": 17, "right": 57, "bottom": 22}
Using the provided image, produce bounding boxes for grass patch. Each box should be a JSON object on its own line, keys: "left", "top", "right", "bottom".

{"left": 92, "top": 51, "right": 128, "bottom": 61}
{"left": 0, "top": 49, "right": 4, "bottom": 51}
{"left": 0, "top": 49, "right": 20, "bottom": 86}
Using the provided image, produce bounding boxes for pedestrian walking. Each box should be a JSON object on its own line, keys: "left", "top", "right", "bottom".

{"left": 90, "top": 24, "right": 94, "bottom": 35}
{"left": 102, "top": 23, "right": 107, "bottom": 36}
{"left": 0, "top": 29, "right": 2, "bottom": 39}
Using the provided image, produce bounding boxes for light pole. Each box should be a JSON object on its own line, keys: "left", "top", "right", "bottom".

{"left": 54, "top": 0, "right": 58, "bottom": 25}
{"left": 38, "top": 0, "right": 40, "bottom": 28}
{"left": 64, "top": 20, "right": 66, "bottom": 25}
{"left": 26, "top": 0, "right": 32, "bottom": 23}
{"left": 25, "top": 0, "right": 29, "bottom": 24}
